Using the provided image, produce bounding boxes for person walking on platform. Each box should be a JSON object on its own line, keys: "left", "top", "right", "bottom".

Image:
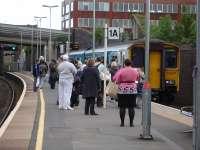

{"left": 48, "top": 59, "right": 58, "bottom": 89}
{"left": 113, "top": 59, "right": 139, "bottom": 127}
{"left": 57, "top": 54, "right": 77, "bottom": 110}
{"left": 38, "top": 56, "right": 48, "bottom": 89}
{"left": 81, "top": 58, "right": 100, "bottom": 115}
{"left": 32, "top": 59, "right": 39, "bottom": 92}
{"left": 95, "top": 57, "right": 108, "bottom": 107}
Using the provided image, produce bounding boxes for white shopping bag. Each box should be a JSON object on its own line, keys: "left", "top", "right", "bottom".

{"left": 36, "top": 77, "right": 40, "bottom": 87}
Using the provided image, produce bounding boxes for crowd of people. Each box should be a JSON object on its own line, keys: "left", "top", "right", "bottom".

{"left": 32, "top": 55, "right": 144, "bottom": 127}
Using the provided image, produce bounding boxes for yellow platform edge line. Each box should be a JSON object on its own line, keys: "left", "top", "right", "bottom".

{"left": 35, "top": 89, "right": 45, "bottom": 150}
{"left": 14, "top": 73, "right": 45, "bottom": 150}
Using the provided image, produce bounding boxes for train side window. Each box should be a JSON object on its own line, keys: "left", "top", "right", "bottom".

{"left": 165, "top": 49, "right": 177, "bottom": 68}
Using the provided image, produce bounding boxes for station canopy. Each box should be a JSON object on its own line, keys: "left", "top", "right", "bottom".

{"left": 0, "top": 23, "right": 69, "bottom": 41}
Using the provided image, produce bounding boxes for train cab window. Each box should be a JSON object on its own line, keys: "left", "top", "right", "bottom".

{"left": 165, "top": 49, "right": 177, "bottom": 68}
{"left": 131, "top": 48, "right": 144, "bottom": 68}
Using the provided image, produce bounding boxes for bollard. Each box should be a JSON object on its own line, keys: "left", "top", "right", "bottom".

{"left": 140, "top": 82, "right": 153, "bottom": 139}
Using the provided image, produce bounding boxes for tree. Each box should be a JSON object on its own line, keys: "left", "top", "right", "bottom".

{"left": 174, "top": 14, "right": 196, "bottom": 46}
{"left": 95, "top": 28, "right": 104, "bottom": 45}
{"left": 150, "top": 15, "right": 175, "bottom": 42}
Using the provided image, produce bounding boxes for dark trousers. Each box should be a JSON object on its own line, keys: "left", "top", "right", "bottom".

{"left": 119, "top": 107, "right": 135, "bottom": 127}
{"left": 85, "top": 97, "right": 96, "bottom": 115}
{"left": 33, "top": 76, "right": 38, "bottom": 92}
{"left": 97, "top": 80, "right": 104, "bottom": 107}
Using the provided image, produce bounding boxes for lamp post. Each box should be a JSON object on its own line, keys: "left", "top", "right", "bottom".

{"left": 34, "top": 16, "right": 47, "bottom": 57}
{"left": 92, "top": 0, "right": 96, "bottom": 58}
{"left": 42, "top": 4, "right": 59, "bottom": 60}
{"left": 34, "top": 19, "right": 39, "bottom": 59}
{"left": 67, "top": 0, "right": 71, "bottom": 54}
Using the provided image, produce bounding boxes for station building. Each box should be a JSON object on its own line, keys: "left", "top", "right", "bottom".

{"left": 61, "top": 0, "right": 196, "bottom": 38}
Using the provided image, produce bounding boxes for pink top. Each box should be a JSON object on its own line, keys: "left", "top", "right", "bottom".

{"left": 113, "top": 67, "right": 139, "bottom": 84}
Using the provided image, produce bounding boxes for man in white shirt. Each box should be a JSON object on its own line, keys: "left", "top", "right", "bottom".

{"left": 57, "top": 55, "right": 77, "bottom": 110}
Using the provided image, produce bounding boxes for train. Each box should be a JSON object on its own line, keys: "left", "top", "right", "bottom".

{"left": 69, "top": 39, "right": 180, "bottom": 103}
{"left": 127, "top": 39, "right": 180, "bottom": 103}
{"left": 68, "top": 44, "right": 129, "bottom": 66}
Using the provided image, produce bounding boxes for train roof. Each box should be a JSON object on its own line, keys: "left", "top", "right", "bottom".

{"left": 84, "top": 43, "right": 131, "bottom": 54}
{"left": 130, "top": 38, "right": 179, "bottom": 48}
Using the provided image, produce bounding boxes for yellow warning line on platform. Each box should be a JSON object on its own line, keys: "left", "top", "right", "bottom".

{"left": 14, "top": 73, "right": 45, "bottom": 150}
{"left": 35, "top": 89, "right": 45, "bottom": 150}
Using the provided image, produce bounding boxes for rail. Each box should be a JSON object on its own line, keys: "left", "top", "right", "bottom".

{"left": 0, "top": 77, "right": 15, "bottom": 127}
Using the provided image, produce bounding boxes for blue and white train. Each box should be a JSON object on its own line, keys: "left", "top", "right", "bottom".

{"left": 68, "top": 43, "right": 131, "bottom": 66}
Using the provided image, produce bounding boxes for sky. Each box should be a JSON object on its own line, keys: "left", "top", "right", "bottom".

{"left": 0, "top": 0, "right": 63, "bottom": 30}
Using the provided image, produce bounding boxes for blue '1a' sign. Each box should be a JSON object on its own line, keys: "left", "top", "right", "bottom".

{"left": 108, "top": 27, "right": 119, "bottom": 40}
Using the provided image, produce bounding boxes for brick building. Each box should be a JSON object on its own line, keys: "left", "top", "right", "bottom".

{"left": 61, "top": 0, "right": 196, "bottom": 30}
{"left": 61, "top": 0, "right": 196, "bottom": 47}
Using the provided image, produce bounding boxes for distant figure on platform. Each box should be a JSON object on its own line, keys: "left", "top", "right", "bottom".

{"left": 95, "top": 57, "right": 109, "bottom": 107}
{"left": 113, "top": 59, "right": 139, "bottom": 127}
{"left": 48, "top": 59, "right": 58, "bottom": 89}
{"left": 57, "top": 54, "right": 77, "bottom": 110}
{"left": 81, "top": 58, "right": 100, "bottom": 115}
{"left": 70, "top": 60, "right": 82, "bottom": 107}
{"left": 32, "top": 59, "right": 39, "bottom": 92}
{"left": 38, "top": 56, "right": 48, "bottom": 89}
{"left": 109, "top": 61, "right": 118, "bottom": 81}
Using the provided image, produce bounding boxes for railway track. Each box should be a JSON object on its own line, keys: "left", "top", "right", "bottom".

{"left": 0, "top": 76, "right": 14, "bottom": 127}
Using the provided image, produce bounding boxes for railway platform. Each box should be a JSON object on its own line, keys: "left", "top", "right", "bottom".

{"left": 0, "top": 72, "right": 192, "bottom": 150}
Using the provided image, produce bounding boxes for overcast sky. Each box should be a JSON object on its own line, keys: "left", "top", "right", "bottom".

{"left": 0, "top": 0, "right": 63, "bottom": 30}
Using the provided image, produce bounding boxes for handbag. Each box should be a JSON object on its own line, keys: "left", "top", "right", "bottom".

{"left": 105, "top": 81, "right": 118, "bottom": 97}
{"left": 36, "top": 77, "right": 40, "bottom": 88}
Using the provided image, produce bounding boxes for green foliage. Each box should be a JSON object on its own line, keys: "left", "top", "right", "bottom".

{"left": 95, "top": 28, "right": 104, "bottom": 44}
{"left": 150, "top": 14, "right": 196, "bottom": 47}
{"left": 174, "top": 14, "right": 196, "bottom": 46}
{"left": 150, "top": 15, "right": 175, "bottom": 42}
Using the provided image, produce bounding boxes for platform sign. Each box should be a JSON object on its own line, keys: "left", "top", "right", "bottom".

{"left": 108, "top": 27, "right": 119, "bottom": 40}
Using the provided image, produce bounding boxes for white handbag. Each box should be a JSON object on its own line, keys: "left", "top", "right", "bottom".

{"left": 105, "top": 81, "right": 118, "bottom": 97}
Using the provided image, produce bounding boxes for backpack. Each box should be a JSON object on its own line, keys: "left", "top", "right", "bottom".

{"left": 39, "top": 63, "right": 47, "bottom": 77}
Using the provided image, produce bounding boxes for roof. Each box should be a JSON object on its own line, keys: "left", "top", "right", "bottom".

{"left": 0, "top": 23, "right": 69, "bottom": 41}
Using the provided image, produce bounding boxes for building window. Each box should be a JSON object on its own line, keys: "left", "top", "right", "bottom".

{"left": 113, "top": 2, "right": 144, "bottom": 12}
{"left": 62, "top": 5, "right": 65, "bottom": 15}
{"left": 78, "top": 1, "right": 109, "bottom": 11}
{"left": 181, "top": 4, "right": 197, "bottom": 14}
{"left": 112, "top": 19, "right": 132, "bottom": 28}
{"left": 124, "top": 3, "right": 129, "bottom": 11}
{"left": 66, "top": 4, "right": 70, "bottom": 14}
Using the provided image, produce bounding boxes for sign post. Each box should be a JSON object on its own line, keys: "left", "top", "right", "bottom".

{"left": 103, "top": 24, "right": 108, "bottom": 108}
{"left": 193, "top": 0, "right": 200, "bottom": 149}
{"left": 140, "top": 0, "right": 153, "bottom": 140}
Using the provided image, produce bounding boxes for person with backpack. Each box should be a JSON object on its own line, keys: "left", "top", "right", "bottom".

{"left": 38, "top": 56, "right": 48, "bottom": 89}
{"left": 48, "top": 59, "right": 58, "bottom": 89}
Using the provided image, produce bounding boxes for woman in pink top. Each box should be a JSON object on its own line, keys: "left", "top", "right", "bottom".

{"left": 113, "top": 59, "right": 139, "bottom": 127}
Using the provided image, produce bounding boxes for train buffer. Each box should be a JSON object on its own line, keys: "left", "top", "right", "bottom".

{"left": 0, "top": 72, "right": 192, "bottom": 150}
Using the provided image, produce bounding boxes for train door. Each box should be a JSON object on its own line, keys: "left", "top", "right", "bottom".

{"left": 149, "top": 51, "right": 161, "bottom": 89}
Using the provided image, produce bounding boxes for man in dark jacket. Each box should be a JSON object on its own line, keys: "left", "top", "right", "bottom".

{"left": 32, "top": 59, "right": 39, "bottom": 92}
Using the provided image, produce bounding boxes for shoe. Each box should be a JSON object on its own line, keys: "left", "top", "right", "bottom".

{"left": 67, "top": 106, "right": 74, "bottom": 110}
{"left": 120, "top": 123, "right": 124, "bottom": 127}
{"left": 84, "top": 113, "right": 89, "bottom": 115}
{"left": 59, "top": 106, "right": 64, "bottom": 110}
{"left": 91, "top": 113, "right": 99, "bottom": 115}
{"left": 130, "top": 123, "right": 134, "bottom": 127}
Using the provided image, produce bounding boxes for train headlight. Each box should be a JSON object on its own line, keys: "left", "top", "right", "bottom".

{"left": 165, "top": 80, "right": 175, "bottom": 85}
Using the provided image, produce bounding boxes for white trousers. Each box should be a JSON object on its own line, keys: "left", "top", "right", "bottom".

{"left": 39, "top": 77, "right": 45, "bottom": 89}
{"left": 58, "top": 78, "right": 73, "bottom": 109}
